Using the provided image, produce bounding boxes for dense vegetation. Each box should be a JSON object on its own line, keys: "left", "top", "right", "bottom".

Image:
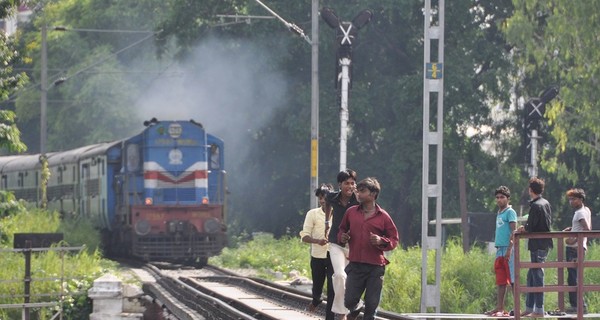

{"left": 211, "top": 233, "right": 600, "bottom": 314}
{"left": 0, "top": 196, "right": 116, "bottom": 319}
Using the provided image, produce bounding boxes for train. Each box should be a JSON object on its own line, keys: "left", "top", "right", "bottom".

{"left": 0, "top": 118, "right": 227, "bottom": 266}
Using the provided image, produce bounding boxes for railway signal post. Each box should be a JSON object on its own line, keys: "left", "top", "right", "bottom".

{"left": 321, "top": 7, "right": 372, "bottom": 172}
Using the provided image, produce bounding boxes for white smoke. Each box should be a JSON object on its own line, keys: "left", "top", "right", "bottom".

{"left": 135, "top": 37, "right": 289, "bottom": 165}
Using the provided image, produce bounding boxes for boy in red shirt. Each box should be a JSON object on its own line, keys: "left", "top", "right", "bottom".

{"left": 338, "top": 177, "right": 399, "bottom": 320}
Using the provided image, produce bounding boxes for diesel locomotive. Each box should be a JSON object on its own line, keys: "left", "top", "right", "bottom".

{"left": 0, "top": 118, "right": 227, "bottom": 266}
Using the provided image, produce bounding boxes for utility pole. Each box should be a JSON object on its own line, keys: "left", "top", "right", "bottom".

{"left": 40, "top": 24, "right": 47, "bottom": 155}
{"left": 310, "top": 0, "right": 319, "bottom": 208}
{"left": 421, "top": 0, "right": 444, "bottom": 313}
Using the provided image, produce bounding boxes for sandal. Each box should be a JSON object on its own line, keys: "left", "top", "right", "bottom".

{"left": 489, "top": 311, "right": 509, "bottom": 317}
{"left": 484, "top": 310, "right": 498, "bottom": 316}
{"left": 548, "top": 310, "right": 566, "bottom": 316}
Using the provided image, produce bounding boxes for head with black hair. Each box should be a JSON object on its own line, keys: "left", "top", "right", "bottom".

{"left": 315, "top": 183, "right": 334, "bottom": 197}
{"left": 337, "top": 169, "right": 357, "bottom": 184}
{"left": 529, "top": 177, "right": 545, "bottom": 195}
{"left": 495, "top": 186, "right": 511, "bottom": 198}
{"left": 566, "top": 188, "right": 586, "bottom": 202}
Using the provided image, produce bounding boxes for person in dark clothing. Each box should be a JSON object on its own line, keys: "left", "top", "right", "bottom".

{"left": 517, "top": 177, "right": 553, "bottom": 317}
{"left": 326, "top": 169, "right": 359, "bottom": 320}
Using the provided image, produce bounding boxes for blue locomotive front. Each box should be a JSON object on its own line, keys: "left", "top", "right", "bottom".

{"left": 110, "top": 119, "right": 227, "bottom": 266}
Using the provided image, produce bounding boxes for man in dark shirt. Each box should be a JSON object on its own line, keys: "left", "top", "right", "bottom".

{"left": 517, "top": 177, "right": 552, "bottom": 317}
{"left": 326, "top": 169, "right": 359, "bottom": 320}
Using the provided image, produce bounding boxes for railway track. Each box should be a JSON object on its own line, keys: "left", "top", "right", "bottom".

{"left": 138, "top": 263, "right": 416, "bottom": 320}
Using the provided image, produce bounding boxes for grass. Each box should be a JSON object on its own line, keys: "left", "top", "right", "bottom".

{"left": 210, "top": 234, "right": 600, "bottom": 314}
{"left": 0, "top": 208, "right": 116, "bottom": 319}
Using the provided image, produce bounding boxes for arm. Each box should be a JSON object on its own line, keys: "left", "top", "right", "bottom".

{"left": 580, "top": 218, "right": 591, "bottom": 231}
{"left": 300, "top": 209, "right": 325, "bottom": 245}
{"left": 369, "top": 214, "right": 399, "bottom": 250}
{"left": 505, "top": 221, "right": 517, "bottom": 258}
{"left": 338, "top": 210, "right": 351, "bottom": 245}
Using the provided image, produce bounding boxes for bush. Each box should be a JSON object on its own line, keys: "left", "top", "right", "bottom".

{"left": 0, "top": 209, "right": 116, "bottom": 319}
{"left": 210, "top": 234, "right": 600, "bottom": 314}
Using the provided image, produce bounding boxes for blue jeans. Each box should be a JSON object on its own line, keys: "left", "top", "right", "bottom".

{"left": 566, "top": 247, "right": 587, "bottom": 309}
{"left": 525, "top": 249, "right": 548, "bottom": 313}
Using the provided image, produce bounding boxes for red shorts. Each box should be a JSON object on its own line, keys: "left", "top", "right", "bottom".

{"left": 494, "top": 256, "right": 511, "bottom": 285}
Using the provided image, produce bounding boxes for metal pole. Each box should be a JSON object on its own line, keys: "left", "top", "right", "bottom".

{"left": 40, "top": 24, "right": 47, "bottom": 155}
{"left": 23, "top": 246, "right": 32, "bottom": 320}
{"left": 421, "top": 0, "right": 444, "bottom": 312}
{"left": 530, "top": 129, "right": 538, "bottom": 177}
{"left": 310, "top": 0, "right": 319, "bottom": 208}
{"left": 339, "top": 58, "right": 350, "bottom": 172}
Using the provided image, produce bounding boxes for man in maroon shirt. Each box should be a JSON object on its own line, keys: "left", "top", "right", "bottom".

{"left": 338, "top": 177, "right": 399, "bottom": 320}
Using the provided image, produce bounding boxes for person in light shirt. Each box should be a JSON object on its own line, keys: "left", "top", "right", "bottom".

{"left": 484, "top": 186, "right": 517, "bottom": 318}
{"left": 563, "top": 188, "right": 591, "bottom": 314}
{"left": 300, "top": 183, "right": 334, "bottom": 317}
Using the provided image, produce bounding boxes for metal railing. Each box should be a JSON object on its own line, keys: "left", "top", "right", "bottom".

{"left": 513, "top": 230, "right": 600, "bottom": 319}
{"left": 0, "top": 246, "right": 85, "bottom": 320}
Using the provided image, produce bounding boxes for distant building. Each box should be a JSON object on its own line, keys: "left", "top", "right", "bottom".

{"left": 0, "top": 5, "right": 32, "bottom": 36}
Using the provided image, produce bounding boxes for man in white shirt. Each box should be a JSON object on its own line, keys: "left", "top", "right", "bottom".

{"left": 563, "top": 188, "right": 591, "bottom": 313}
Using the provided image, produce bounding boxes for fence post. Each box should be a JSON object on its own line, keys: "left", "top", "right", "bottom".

{"left": 88, "top": 274, "right": 123, "bottom": 320}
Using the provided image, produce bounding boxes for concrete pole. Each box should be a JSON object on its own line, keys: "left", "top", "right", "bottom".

{"left": 339, "top": 57, "right": 350, "bottom": 172}
{"left": 310, "top": 0, "right": 319, "bottom": 208}
{"left": 530, "top": 129, "right": 538, "bottom": 177}
{"left": 40, "top": 24, "right": 47, "bottom": 154}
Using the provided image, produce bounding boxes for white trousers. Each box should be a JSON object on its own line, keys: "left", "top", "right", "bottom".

{"left": 329, "top": 243, "right": 350, "bottom": 314}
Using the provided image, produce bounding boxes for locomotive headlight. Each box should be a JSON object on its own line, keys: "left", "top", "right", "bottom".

{"left": 134, "top": 220, "right": 151, "bottom": 235}
{"left": 167, "top": 221, "right": 178, "bottom": 233}
{"left": 204, "top": 218, "right": 221, "bottom": 233}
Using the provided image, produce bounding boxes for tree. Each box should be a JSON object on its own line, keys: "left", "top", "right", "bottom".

{"left": 12, "top": 0, "right": 170, "bottom": 152}
{"left": 0, "top": 1, "right": 27, "bottom": 153}
{"left": 504, "top": 0, "right": 600, "bottom": 225}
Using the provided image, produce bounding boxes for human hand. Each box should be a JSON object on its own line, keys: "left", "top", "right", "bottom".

{"left": 340, "top": 232, "right": 350, "bottom": 244}
{"left": 369, "top": 232, "right": 381, "bottom": 246}
{"left": 317, "top": 239, "right": 329, "bottom": 246}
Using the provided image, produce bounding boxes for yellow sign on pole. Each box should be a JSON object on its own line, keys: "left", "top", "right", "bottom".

{"left": 311, "top": 139, "right": 318, "bottom": 177}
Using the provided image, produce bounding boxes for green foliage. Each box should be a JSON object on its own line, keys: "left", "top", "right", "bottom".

{"left": 504, "top": 0, "right": 600, "bottom": 219}
{"left": 210, "top": 235, "right": 600, "bottom": 314}
{"left": 0, "top": 190, "right": 27, "bottom": 219}
{"left": 211, "top": 233, "right": 310, "bottom": 279}
{"left": 0, "top": 209, "right": 115, "bottom": 319}
{"left": 0, "top": 1, "right": 28, "bottom": 154}
{"left": 0, "top": 109, "right": 27, "bottom": 153}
